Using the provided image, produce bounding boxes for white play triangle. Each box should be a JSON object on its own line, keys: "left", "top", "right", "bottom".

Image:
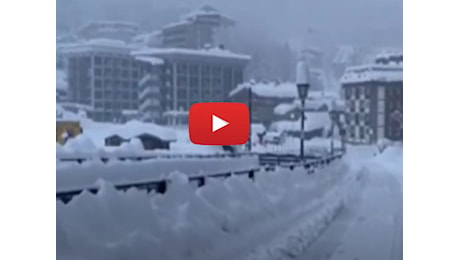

{"left": 212, "top": 114, "right": 229, "bottom": 132}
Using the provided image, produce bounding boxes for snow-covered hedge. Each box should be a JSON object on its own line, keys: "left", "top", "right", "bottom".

{"left": 57, "top": 160, "right": 351, "bottom": 260}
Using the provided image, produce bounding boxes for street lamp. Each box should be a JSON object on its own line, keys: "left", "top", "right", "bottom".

{"left": 296, "top": 60, "right": 310, "bottom": 160}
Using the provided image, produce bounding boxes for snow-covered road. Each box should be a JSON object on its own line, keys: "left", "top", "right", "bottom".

{"left": 296, "top": 146, "right": 403, "bottom": 260}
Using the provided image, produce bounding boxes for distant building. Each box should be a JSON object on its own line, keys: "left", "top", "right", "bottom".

{"left": 61, "top": 39, "right": 143, "bottom": 122}
{"left": 160, "top": 5, "right": 235, "bottom": 49}
{"left": 341, "top": 52, "right": 403, "bottom": 144}
{"left": 133, "top": 46, "right": 250, "bottom": 124}
{"left": 76, "top": 21, "right": 140, "bottom": 43}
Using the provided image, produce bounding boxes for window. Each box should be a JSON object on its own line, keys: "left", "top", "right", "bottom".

{"left": 365, "top": 114, "right": 370, "bottom": 124}
{"left": 122, "top": 59, "right": 129, "bottom": 67}
{"left": 178, "top": 89, "right": 187, "bottom": 99}
{"left": 202, "top": 66, "right": 210, "bottom": 75}
{"left": 131, "top": 92, "right": 137, "bottom": 100}
{"left": 132, "top": 70, "right": 139, "bottom": 78}
{"left": 105, "top": 103, "right": 112, "bottom": 109}
{"left": 212, "top": 78, "right": 222, "bottom": 87}
{"left": 95, "top": 57, "right": 102, "bottom": 65}
{"left": 202, "top": 78, "right": 210, "bottom": 88}
{"left": 212, "top": 67, "right": 222, "bottom": 76}
{"left": 359, "top": 127, "right": 365, "bottom": 139}
{"left": 178, "top": 64, "right": 187, "bottom": 74}
{"left": 190, "top": 77, "right": 199, "bottom": 88}
{"left": 95, "top": 91, "right": 102, "bottom": 98}
{"left": 95, "top": 80, "right": 102, "bottom": 88}
{"left": 95, "top": 68, "right": 102, "bottom": 76}
{"left": 122, "top": 70, "right": 129, "bottom": 77}
{"left": 189, "top": 65, "right": 198, "bottom": 74}
{"left": 355, "top": 114, "right": 359, "bottom": 123}
{"left": 178, "top": 76, "right": 187, "bottom": 87}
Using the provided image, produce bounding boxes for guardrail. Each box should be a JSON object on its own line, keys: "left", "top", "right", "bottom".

{"left": 56, "top": 153, "right": 344, "bottom": 204}
{"left": 57, "top": 152, "right": 252, "bottom": 164}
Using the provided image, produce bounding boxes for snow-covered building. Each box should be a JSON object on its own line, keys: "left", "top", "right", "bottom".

{"left": 133, "top": 46, "right": 250, "bottom": 124}
{"left": 76, "top": 21, "right": 140, "bottom": 43}
{"left": 341, "top": 52, "right": 403, "bottom": 144}
{"left": 160, "top": 5, "right": 235, "bottom": 49}
{"left": 60, "top": 39, "right": 143, "bottom": 122}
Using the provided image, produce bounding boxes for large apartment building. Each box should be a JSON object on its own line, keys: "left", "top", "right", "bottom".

{"left": 341, "top": 52, "right": 403, "bottom": 144}
{"left": 133, "top": 46, "right": 250, "bottom": 124}
{"left": 61, "top": 39, "right": 143, "bottom": 122}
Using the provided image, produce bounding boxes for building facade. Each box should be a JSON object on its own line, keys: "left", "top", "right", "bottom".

{"left": 61, "top": 39, "right": 143, "bottom": 122}
{"left": 133, "top": 47, "right": 250, "bottom": 124}
{"left": 341, "top": 53, "right": 403, "bottom": 144}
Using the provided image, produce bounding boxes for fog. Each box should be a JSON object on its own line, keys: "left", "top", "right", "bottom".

{"left": 57, "top": 0, "right": 402, "bottom": 50}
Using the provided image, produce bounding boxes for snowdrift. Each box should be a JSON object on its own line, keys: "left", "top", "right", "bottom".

{"left": 57, "top": 159, "right": 351, "bottom": 260}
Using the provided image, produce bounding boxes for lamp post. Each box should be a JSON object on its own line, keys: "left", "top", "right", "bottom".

{"left": 247, "top": 86, "right": 253, "bottom": 152}
{"left": 296, "top": 60, "right": 310, "bottom": 160}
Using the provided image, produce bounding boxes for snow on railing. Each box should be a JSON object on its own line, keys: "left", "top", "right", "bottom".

{"left": 56, "top": 153, "right": 343, "bottom": 203}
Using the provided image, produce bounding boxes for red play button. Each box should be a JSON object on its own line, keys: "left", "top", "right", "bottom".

{"left": 189, "top": 102, "right": 250, "bottom": 145}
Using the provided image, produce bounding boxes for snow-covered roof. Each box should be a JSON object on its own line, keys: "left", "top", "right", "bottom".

{"left": 56, "top": 70, "right": 68, "bottom": 91}
{"left": 341, "top": 64, "right": 403, "bottom": 84}
{"left": 60, "top": 38, "right": 135, "bottom": 54}
{"left": 270, "top": 112, "right": 331, "bottom": 132}
{"left": 107, "top": 120, "right": 176, "bottom": 141}
{"left": 180, "top": 5, "right": 235, "bottom": 25}
{"left": 230, "top": 81, "right": 339, "bottom": 99}
{"left": 121, "top": 110, "right": 139, "bottom": 116}
{"left": 251, "top": 123, "right": 266, "bottom": 134}
{"left": 135, "top": 56, "right": 164, "bottom": 65}
{"left": 274, "top": 103, "right": 298, "bottom": 116}
{"left": 79, "top": 21, "right": 139, "bottom": 32}
{"left": 163, "top": 110, "right": 189, "bottom": 117}
{"left": 132, "top": 47, "right": 251, "bottom": 61}
{"left": 162, "top": 20, "right": 192, "bottom": 30}
{"left": 274, "top": 99, "right": 331, "bottom": 116}
{"left": 230, "top": 82, "right": 299, "bottom": 98}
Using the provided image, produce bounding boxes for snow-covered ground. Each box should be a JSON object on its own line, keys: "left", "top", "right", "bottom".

{"left": 293, "top": 144, "right": 403, "bottom": 260}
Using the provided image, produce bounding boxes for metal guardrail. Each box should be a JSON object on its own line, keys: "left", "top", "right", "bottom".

{"left": 56, "top": 153, "right": 344, "bottom": 204}
{"left": 57, "top": 152, "right": 252, "bottom": 164}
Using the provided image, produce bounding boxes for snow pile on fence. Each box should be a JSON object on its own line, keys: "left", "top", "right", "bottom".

{"left": 57, "top": 155, "right": 259, "bottom": 192}
{"left": 57, "top": 159, "right": 350, "bottom": 260}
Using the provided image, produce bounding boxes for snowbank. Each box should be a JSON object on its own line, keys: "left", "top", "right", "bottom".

{"left": 56, "top": 155, "right": 259, "bottom": 192}
{"left": 57, "top": 159, "right": 350, "bottom": 260}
